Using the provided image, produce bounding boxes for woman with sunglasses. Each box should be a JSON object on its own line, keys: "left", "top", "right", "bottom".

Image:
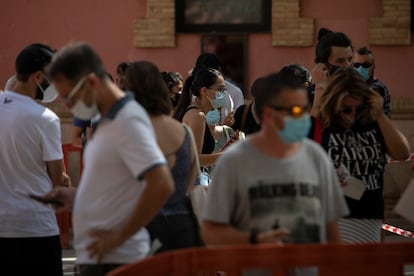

{"left": 319, "top": 67, "right": 410, "bottom": 243}
{"left": 161, "top": 71, "right": 184, "bottom": 109}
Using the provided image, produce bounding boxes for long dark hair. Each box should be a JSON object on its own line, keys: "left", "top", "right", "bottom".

{"left": 126, "top": 61, "right": 172, "bottom": 116}
{"left": 173, "top": 68, "right": 222, "bottom": 121}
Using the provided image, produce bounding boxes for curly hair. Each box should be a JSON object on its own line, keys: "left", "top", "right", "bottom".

{"left": 319, "top": 67, "right": 375, "bottom": 128}
{"left": 161, "top": 71, "right": 183, "bottom": 92}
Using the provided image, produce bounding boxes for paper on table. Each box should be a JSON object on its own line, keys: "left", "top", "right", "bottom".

{"left": 394, "top": 178, "right": 414, "bottom": 223}
{"left": 342, "top": 176, "right": 366, "bottom": 200}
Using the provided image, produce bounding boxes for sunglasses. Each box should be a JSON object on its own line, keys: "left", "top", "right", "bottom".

{"left": 353, "top": 62, "right": 373, "bottom": 69}
{"left": 267, "top": 104, "right": 310, "bottom": 118}
{"left": 341, "top": 104, "right": 368, "bottom": 115}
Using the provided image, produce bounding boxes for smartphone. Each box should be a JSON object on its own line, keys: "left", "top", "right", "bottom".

{"left": 29, "top": 194, "right": 64, "bottom": 207}
{"left": 221, "top": 130, "right": 240, "bottom": 151}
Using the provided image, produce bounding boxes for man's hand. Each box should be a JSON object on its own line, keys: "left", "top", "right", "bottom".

{"left": 310, "top": 63, "right": 329, "bottom": 117}
{"left": 87, "top": 229, "right": 122, "bottom": 263}
{"left": 257, "top": 228, "right": 290, "bottom": 244}
{"left": 62, "top": 172, "right": 72, "bottom": 187}
{"left": 43, "top": 186, "right": 76, "bottom": 212}
{"left": 311, "top": 63, "right": 329, "bottom": 90}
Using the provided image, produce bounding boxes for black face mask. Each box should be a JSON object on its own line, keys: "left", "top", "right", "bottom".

{"left": 35, "top": 79, "right": 49, "bottom": 101}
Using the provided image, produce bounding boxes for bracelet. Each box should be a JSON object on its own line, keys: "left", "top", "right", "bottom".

{"left": 249, "top": 229, "right": 259, "bottom": 244}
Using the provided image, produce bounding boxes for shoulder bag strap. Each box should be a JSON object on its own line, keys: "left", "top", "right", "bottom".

{"left": 240, "top": 103, "right": 251, "bottom": 133}
{"left": 183, "top": 124, "right": 201, "bottom": 189}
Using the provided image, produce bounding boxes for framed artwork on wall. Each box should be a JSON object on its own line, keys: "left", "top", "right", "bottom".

{"left": 176, "top": 0, "right": 271, "bottom": 33}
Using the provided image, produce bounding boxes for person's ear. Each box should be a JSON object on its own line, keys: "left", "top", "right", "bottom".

{"left": 200, "top": 86, "right": 209, "bottom": 97}
{"left": 85, "top": 73, "right": 100, "bottom": 89}
{"left": 262, "top": 106, "right": 275, "bottom": 121}
{"left": 32, "top": 71, "right": 43, "bottom": 84}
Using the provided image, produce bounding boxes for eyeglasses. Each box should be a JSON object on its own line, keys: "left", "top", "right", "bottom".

{"left": 208, "top": 86, "right": 227, "bottom": 94}
{"left": 353, "top": 62, "right": 373, "bottom": 69}
{"left": 267, "top": 104, "right": 310, "bottom": 118}
{"left": 341, "top": 105, "right": 368, "bottom": 115}
{"left": 63, "top": 77, "right": 86, "bottom": 102}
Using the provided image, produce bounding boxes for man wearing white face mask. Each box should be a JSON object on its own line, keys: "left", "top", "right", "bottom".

{"left": 202, "top": 73, "right": 348, "bottom": 275}
{"left": 0, "top": 43, "right": 66, "bottom": 275}
{"left": 47, "top": 42, "right": 174, "bottom": 276}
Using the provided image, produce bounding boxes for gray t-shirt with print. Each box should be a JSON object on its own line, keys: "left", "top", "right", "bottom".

{"left": 204, "top": 138, "right": 348, "bottom": 244}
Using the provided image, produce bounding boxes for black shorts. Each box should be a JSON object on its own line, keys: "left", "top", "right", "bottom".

{"left": 0, "top": 235, "right": 63, "bottom": 276}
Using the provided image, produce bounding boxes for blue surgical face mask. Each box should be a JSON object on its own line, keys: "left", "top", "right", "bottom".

{"left": 209, "top": 91, "right": 227, "bottom": 109}
{"left": 354, "top": 66, "right": 370, "bottom": 81}
{"left": 278, "top": 115, "right": 311, "bottom": 144}
{"left": 205, "top": 108, "right": 221, "bottom": 126}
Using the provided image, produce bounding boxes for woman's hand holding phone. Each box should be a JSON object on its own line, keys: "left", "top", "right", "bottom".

{"left": 221, "top": 130, "right": 240, "bottom": 151}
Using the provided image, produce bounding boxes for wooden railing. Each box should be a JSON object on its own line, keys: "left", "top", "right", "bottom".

{"left": 108, "top": 242, "right": 414, "bottom": 276}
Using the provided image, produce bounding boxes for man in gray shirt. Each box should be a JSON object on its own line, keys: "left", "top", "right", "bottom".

{"left": 202, "top": 72, "right": 348, "bottom": 246}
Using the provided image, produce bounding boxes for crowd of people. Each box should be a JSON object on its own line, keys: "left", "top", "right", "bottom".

{"left": 0, "top": 27, "right": 411, "bottom": 276}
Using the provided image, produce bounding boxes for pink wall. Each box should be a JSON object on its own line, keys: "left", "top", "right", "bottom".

{"left": 1, "top": 0, "right": 413, "bottom": 98}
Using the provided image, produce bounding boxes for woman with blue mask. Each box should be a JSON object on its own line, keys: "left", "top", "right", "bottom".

{"left": 174, "top": 68, "right": 228, "bottom": 169}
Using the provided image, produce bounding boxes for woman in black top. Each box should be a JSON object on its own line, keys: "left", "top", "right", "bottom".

{"left": 174, "top": 68, "right": 226, "bottom": 167}
{"left": 231, "top": 77, "right": 265, "bottom": 135}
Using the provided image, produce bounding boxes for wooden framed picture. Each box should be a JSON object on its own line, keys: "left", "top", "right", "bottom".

{"left": 176, "top": 0, "right": 271, "bottom": 33}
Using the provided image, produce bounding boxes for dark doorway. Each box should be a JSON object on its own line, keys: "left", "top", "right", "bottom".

{"left": 201, "top": 34, "right": 247, "bottom": 96}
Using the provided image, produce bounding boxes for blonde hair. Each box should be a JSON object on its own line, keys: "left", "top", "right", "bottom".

{"left": 319, "top": 67, "right": 375, "bottom": 128}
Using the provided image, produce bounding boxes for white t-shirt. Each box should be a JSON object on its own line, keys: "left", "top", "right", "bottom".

{"left": 221, "top": 80, "right": 244, "bottom": 122}
{"left": 0, "top": 91, "right": 62, "bottom": 237}
{"left": 73, "top": 98, "right": 166, "bottom": 264}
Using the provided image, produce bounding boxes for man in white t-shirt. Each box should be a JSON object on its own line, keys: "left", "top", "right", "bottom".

{"left": 0, "top": 43, "right": 66, "bottom": 275}
{"left": 47, "top": 42, "right": 174, "bottom": 276}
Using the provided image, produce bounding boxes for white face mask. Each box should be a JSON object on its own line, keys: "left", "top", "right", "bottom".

{"left": 70, "top": 99, "right": 99, "bottom": 120}
{"left": 67, "top": 76, "right": 99, "bottom": 120}
{"left": 36, "top": 74, "right": 58, "bottom": 103}
{"left": 40, "top": 83, "right": 58, "bottom": 103}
